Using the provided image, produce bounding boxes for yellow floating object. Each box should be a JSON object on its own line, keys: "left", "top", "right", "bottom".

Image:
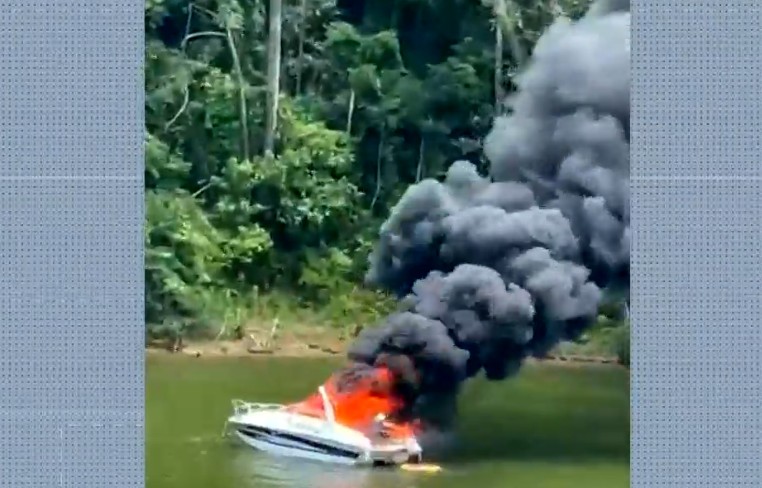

{"left": 400, "top": 463, "right": 442, "bottom": 473}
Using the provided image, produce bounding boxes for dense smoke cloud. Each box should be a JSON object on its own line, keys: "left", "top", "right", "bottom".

{"left": 348, "top": 0, "right": 630, "bottom": 425}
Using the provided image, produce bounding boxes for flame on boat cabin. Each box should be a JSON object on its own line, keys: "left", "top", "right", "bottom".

{"left": 286, "top": 363, "right": 419, "bottom": 439}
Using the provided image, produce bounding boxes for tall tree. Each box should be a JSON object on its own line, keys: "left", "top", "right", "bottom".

{"left": 493, "top": 0, "right": 505, "bottom": 110}
{"left": 494, "top": 0, "right": 525, "bottom": 71}
{"left": 265, "top": 0, "right": 283, "bottom": 155}
{"left": 295, "top": 0, "right": 308, "bottom": 96}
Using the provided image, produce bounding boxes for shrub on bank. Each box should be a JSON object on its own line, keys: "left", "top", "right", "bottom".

{"left": 145, "top": 282, "right": 397, "bottom": 347}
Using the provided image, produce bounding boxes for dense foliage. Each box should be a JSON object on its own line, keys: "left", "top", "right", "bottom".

{"left": 146, "top": 0, "right": 621, "bottom": 348}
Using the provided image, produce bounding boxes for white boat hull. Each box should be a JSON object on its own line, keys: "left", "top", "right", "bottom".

{"left": 232, "top": 428, "right": 361, "bottom": 466}
{"left": 225, "top": 395, "right": 422, "bottom": 467}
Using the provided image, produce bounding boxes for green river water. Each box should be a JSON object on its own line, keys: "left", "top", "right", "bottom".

{"left": 147, "top": 356, "right": 629, "bottom": 488}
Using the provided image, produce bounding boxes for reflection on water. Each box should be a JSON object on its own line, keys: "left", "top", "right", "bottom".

{"left": 229, "top": 446, "right": 421, "bottom": 488}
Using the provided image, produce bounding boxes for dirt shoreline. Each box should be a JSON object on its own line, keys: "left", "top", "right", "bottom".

{"left": 146, "top": 336, "right": 623, "bottom": 367}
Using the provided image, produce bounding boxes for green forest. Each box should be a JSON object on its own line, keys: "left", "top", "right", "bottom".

{"left": 145, "top": 0, "right": 628, "bottom": 361}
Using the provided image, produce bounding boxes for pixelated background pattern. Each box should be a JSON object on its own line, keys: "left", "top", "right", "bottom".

{"left": 631, "top": 1, "right": 762, "bottom": 486}
{"left": 0, "top": 2, "right": 143, "bottom": 487}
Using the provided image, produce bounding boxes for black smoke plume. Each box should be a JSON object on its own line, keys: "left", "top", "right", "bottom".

{"left": 348, "top": 0, "right": 630, "bottom": 426}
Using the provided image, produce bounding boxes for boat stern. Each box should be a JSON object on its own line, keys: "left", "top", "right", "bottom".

{"left": 367, "top": 435, "right": 423, "bottom": 466}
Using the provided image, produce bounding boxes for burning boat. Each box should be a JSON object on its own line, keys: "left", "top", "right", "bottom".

{"left": 226, "top": 0, "right": 629, "bottom": 471}
{"left": 224, "top": 363, "right": 424, "bottom": 466}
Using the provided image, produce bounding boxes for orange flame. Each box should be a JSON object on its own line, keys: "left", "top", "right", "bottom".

{"left": 285, "top": 365, "right": 419, "bottom": 440}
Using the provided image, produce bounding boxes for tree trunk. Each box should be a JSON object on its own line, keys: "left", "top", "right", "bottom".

{"left": 495, "top": 0, "right": 525, "bottom": 69}
{"left": 549, "top": 0, "right": 561, "bottom": 17}
{"left": 346, "top": 89, "right": 355, "bottom": 135}
{"left": 370, "top": 130, "right": 385, "bottom": 211}
{"left": 416, "top": 136, "right": 425, "bottom": 182}
{"left": 295, "top": 0, "right": 308, "bottom": 96}
{"left": 264, "top": 0, "right": 283, "bottom": 156}
{"left": 226, "top": 29, "right": 249, "bottom": 163}
{"left": 493, "top": 11, "right": 504, "bottom": 111}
